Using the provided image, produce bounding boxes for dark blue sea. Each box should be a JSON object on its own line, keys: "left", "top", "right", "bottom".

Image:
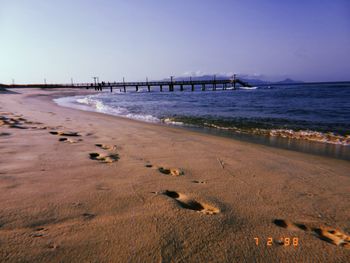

{"left": 55, "top": 83, "right": 350, "bottom": 160}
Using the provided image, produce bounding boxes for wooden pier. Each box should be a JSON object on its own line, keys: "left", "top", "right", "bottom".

{"left": 1, "top": 78, "right": 253, "bottom": 92}
{"left": 68, "top": 78, "right": 251, "bottom": 92}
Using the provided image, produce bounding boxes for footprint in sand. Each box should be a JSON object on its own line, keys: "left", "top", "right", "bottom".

{"left": 82, "top": 213, "right": 95, "bottom": 220}
{"left": 30, "top": 227, "right": 47, "bottom": 238}
{"left": 25, "top": 121, "right": 44, "bottom": 129}
{"left": 162, "top": 190, "right": 220, "bottom": 215}
{"left": 96, "top": 183, "right": 110, "bottom": 191}
{"left": 89, "top": 152, "right": 119, "bottom": 163}
{"left": 158, "top": 167, "right": 184, "bottom": 177}
{"left": 2, "top": 116, "right": 45, "bottom": 130}
{"left": 273, "top": 219, "right": 350, "bottom": 249}
{"left": 192, "top": 180, "right": 206, "bottom": 184}
{"left": 9, "top": 124, "right": 28, "bottom": 129}
{"left": 58, "top": 137, "right": 82, "bottom": 143}
{"left": 95, "top": 143, "right": 117, "bottom": 151}
{"left": 89, "top": 144, "right": 120, "bottom": 163}
{"left": 0, "top": 116, "right": 28, "bottom": 129}
{"left": 0, "top": 116, "right": 33, "bottom": 129}
{"left": 145, "top": 163, "right": 184, "bottom": 176}
{"left": 5, "top": 118, "right": 47, "bottom": 130}
{"left": 13, "top": 117, "right": 27, "bottom": 122}
{"left": 49, "top": 131, "right": 81, "bottom": 137}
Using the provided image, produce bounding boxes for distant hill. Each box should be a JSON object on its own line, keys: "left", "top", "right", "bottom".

{"left": 275, "top": 78, "right": 303, "bottom": 84}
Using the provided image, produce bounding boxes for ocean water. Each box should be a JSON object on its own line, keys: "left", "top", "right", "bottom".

{"left": 55, "top": 83, "right": 350, "bottom": 160}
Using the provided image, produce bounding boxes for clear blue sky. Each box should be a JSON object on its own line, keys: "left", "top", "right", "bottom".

{"left": 1, "top": 0, "right": 349, "bottom": 84}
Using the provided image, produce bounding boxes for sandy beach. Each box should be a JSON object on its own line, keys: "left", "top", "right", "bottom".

{"left": 0, "top": 88, "right": 349, "bottom": 262}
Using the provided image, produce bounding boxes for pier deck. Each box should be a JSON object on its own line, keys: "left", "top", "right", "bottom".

{"left": 2, "top": 78, "right": 252, "bottom": 92}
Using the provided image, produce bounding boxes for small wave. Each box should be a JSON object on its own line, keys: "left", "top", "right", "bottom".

{"left": 125, "top": 113, "right": 159, "bottom": 122}
{"left": 79, "top": 96, "right": 160, "bottom": 122}
{"left": 76, "top": 97, "right": 90, "bottom": 105}
{"left": 268, "top": 129, "right": 350, "bottom": 145}
{"left": 75, "top": 96, "right": 127, "bottom": 115}
{"left": 203, "top": 123, "right": 350, "bottom": 146}
{"left": 162, "top": 118, "right": 185, "bottom": 126}
{"left": 162, "top": 116, "right": 349, "bottom": 146}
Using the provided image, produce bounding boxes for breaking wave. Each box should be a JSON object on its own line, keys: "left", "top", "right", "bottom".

{"left": 54, "top": 95, "right": 160, "bottom": 123}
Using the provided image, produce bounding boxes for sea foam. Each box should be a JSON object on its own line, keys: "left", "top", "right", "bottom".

{"left": 202, "top": 122, "right": 350, "bottom": 146}
{"left": 55, "top": 94, "right": 160, "bottom": 123}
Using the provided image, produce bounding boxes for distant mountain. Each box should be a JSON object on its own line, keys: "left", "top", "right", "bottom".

{"left": 275, "top": 78, "right": 303, "bottom": 84}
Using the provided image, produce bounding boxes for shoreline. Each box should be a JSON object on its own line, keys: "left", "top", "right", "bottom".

{"left": 54, "top": 91, "right": 350, "bottom": 161}
{"left": 0, "top": 88, "right": 349, "bottom": 262}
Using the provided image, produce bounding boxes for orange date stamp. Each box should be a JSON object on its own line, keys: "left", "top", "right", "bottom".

{"left": 254, "top": 237, "right": 299, "bottom": 247}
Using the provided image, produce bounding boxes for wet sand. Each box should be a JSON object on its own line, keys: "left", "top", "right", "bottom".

{"left": 0, "top": 88, "right": 349, "bottom": 262}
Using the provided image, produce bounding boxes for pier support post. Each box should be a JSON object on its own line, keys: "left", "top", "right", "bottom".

{"left": 123, "top": 77, "right": 126, "bottom": 92}
{"left": 180, "top": 85, "right": 184, "bottom": 91}
{"left": 213, "top": 75, "right": 217, "bottom": 91}
{"left": 202, "top": 84, "right": 205, "bottom": 91}
{"left": 169, "top": 76, "right": 174, "bottom": 92}
{"left": 191, "top": 84, "right": 194, "bottom": 92}
{"left": 160, "top": 85, "right": 163, "bottom": 92}
{"left": 136, "top": 85, "right": 139, "bottom": 92}
{"left": 148, "top": 85, "right": 151, "bottom": 92}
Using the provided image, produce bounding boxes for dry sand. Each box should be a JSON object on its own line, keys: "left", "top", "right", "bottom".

{"left": 0, "top": 88, "right": 349, "bottom": 262}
